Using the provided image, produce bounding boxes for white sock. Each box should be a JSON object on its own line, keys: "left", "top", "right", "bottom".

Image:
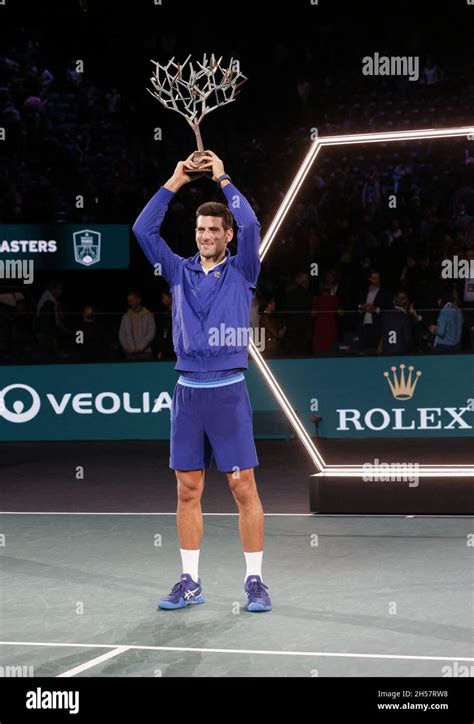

{"left": 244, "top": 551, "right": 263, "bottom": 581}
{"left": 180, "top": 549, "right": 200, "bottom": 583}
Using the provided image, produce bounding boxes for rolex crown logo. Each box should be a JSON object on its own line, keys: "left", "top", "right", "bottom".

{"left": 384, "top": 364, "right": 422, "bottom": 400}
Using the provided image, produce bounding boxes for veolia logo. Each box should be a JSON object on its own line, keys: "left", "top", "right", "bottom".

{"left": 0, "top": 384, "right": 41, "bottom": 423}
{"left": 0, "top": 384, "right": 172, "bottom": 424}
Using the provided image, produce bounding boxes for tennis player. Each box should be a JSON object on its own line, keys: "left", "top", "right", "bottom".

{"left": 132, "top": 150, "right": 272, "bottom": 612}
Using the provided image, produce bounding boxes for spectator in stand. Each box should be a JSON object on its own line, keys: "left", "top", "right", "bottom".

{"left": 421, "top": 55, "right": 443, "bottom": 87}
{"left": 12, "top": 297, "right": 35, "bottom": 362}
{"left": 383, "top": 217, "right": 403, "bottom": 247}
{"left": 400, "top": 255, "right": 423, "bottom": 301}
{"left": 380, "top": 290, "right": 423, "bottom": 354}
{"left": 66, "top": 61, "right": 82, "bottom": 88}
{"left": 119, "top": 290, "right": 156, "bottom": 361}
{"left": 284, "top": 271, "right": 313, "bottom": 355}
{"left": 105, "top": 87, "right": 121, "bottom": 115}
{"left": 357, "top": 270, "right": 392, "bottom": 353}
{"left": 155, "top": 290, "right": 175, "bottom": 361}
{"left": 249, "top": 290, "right": 261, "bottom": 332}
{"left": 429, "top": 291, "right": 463, "bottom": 353}
{"left": 76, "top": 304, "right": 106, "bottom": 362}
{"left": 311, "top": 281, "right": 342, "bottom": 354}
{"left": 260, "top": 297, "right": 286, "bottom": 358}
{"left": 453, "top": 201, "right": 473, "bottom": 232}
{"left": 35, "top": 64, "right": 55, "bottom": 96}
{"left": 34, "top": 280, "right": 64, "bottom": 361}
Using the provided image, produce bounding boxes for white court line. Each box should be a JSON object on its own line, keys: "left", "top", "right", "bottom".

{"left": 0, "top": 512, "right": 314, "bottom": 517}
{"left": 0, "top": 641, "right": 472, "bottom": 663}
{"left": 57, "top": 646, "right": 130, "bottom": 677}
{"left": 0, "top": 512, "right": 472, "bottom": 519}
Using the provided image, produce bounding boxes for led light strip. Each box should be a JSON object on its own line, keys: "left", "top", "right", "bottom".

{"left": 313, "top": 469, "right": 474, "bottom": 478}
{"left": 260, "top": 126, "right": 474, "bottom": 261}
{"left": 249, "top": 338, "right": 325, "bottom": 470}
{"left": 250, "top": 125, "right": 474, "bottom": 477}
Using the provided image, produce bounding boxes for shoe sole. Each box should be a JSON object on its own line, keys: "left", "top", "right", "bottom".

{"left": 157, "top": 596, "right": 205, "bottom": 610}
{"left": 247, "top": 602, "right": 272, "bottom": 612}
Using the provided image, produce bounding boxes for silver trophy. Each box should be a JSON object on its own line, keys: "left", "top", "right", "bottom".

{"left": 148, "top": 53, "right": 247, "bottom": 178}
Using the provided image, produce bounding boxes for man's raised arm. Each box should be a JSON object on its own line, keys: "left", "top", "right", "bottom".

{"left": 199, "top": 150, "right": 261, "bottom": 287}
{"left": 221, "top": 182, "right": 261, "bottom": 287}
{"left": 132, "top": 154, "right": 198, "bottom": 285}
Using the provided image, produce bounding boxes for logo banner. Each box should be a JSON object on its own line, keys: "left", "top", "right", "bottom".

{"left": 0, "top": 225, "right": 129, "bottom": 270}
{"left": 0, "top": 356, "right": 473, "bottom": 440}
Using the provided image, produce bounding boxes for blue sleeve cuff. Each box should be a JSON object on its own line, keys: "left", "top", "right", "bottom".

{"left": 159, "top": 186, "right": 175, "bottom": 201}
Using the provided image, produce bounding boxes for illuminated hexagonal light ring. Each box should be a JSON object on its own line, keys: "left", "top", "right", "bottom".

{"left": 249, "top": 125, "right": 474, "bottom": 478}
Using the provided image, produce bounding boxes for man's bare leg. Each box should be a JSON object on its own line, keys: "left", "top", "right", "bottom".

{"left": 157, "top": 470, "right": 206, "bottom": 608}
{"left": 226, "top": 467, "right": 271, "bottom": 609}
{"left": 176, "top": 469, "right": 205, "bottom": 549}
{"left": 226, "top": 468, "right": 264, "bottom": 552}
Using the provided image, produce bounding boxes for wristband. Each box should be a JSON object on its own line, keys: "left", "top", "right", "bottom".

{"left": 216, "top": 174, "right": 232, "bottom": 187}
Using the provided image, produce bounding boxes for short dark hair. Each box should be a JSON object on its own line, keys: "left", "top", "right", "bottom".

{"left": 393, "top": 290, "right": 409, "bottom": 306}
{"left": 437, "top": 290, "right": 455, "bottom": 306}
{"left": 196, "top": 202, "right": 233, "bottom": 231}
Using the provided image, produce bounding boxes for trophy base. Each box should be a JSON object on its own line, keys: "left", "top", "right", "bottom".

{"left": 185, "top": 151, "right": 213, "bottom": 180}
{"left": 185, "top": 169, "right": 213, "bottom": 180}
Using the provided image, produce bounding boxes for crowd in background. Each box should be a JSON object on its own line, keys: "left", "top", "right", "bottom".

{"left": 1, "top": 18, "right": 473, "bottom": 363}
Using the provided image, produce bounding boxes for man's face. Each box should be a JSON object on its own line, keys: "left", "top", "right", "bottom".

{"left": 369, "top": 273, "right": 381, "bottom": 287}
{"left": 127, "top": 294, "right": 140, "bottom": 311}
{"left": 195, "top": 215, "right": 233, "bottom": 260}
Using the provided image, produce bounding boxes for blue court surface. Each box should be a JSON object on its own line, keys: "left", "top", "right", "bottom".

{"left": 1, "top": 512, "right": 472, "bottom": 678}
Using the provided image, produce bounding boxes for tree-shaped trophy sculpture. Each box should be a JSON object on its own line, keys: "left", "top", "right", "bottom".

{"left": 147, "top": 53, "right": 247, "bottom": 178}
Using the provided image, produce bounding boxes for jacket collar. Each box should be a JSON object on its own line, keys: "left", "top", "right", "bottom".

{"left": 185, "top": 247, "right": 231, "bottom": 272}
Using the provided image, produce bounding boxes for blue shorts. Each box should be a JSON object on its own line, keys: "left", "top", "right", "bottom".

{"left": 169, "top": 379, "right": 259, "bottom": 473}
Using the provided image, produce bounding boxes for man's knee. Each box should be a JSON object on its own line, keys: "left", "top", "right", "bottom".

{"left": 228, "top": 468, "right": 257, "bottom": 504}
{"left": 176, "top": 470, "right": 204, "bottom": 503}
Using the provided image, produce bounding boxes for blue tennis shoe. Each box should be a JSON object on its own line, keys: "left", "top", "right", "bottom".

{"left": 245, "top": 575, "right": 272, "bottom": 612}
{"left": 157, "top": 573, "right": 205, "bottom": 610}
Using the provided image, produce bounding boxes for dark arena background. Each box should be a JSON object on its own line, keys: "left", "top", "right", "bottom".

{"left": 0, "top": 0, "right": 473, "bottom": 717}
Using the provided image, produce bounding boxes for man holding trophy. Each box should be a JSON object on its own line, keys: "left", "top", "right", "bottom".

{"left": 134, "top": 55, "right": 271, "bottom": 612}
{"left": 132, "top": 145, "right": 272, "bottom": 613}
